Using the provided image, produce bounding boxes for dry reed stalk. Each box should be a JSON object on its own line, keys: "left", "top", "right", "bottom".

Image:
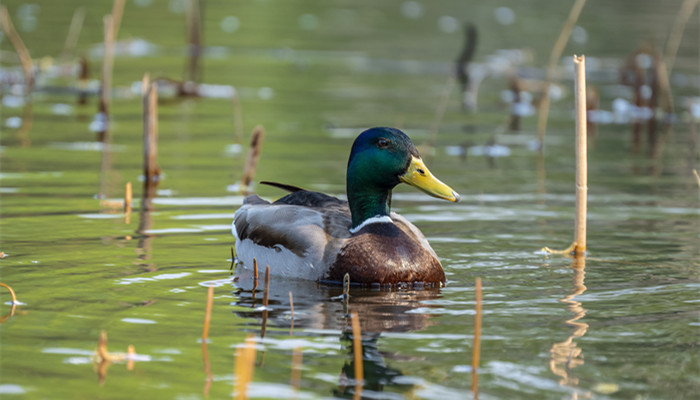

{"left": 142, "top": 74, "right": 160, "bottom": 208}
{"left": 456, "top": 23, "right": 478, "bottom": 112}
{"left": 186, "top": 0, "right": 202, "bottom": 83}
{"left": 100, "top": 14, "right": 115, "bottom": 120}
{"left": 259, "top": 265, "right": 271, "bottom": 348}
{"left": 232, "top": 93, "right": 244, "bottom": 143}
{"left": 230, "top": 246, "right": 236, "bottom": 271}
{"left": 290, "top": 347, "right": 303, "bottom": 394}
{"left": 233, "top": 336, "right": 257, "bottom": 400}
{"left": 110, "top": 0, "right": 125, "bottom": 41}
{"left": 124, "top": 182, "right": 133, "bottom": 213}
{"left": 543, "top": 55, "right": 588, "bottom": 256}
{"left": 263, "top": 265, "right": 270, "bottom": 307}
{"left": 252, "top": 258, "right": 259, "bottom": 292}
{"left": 471, "top": 277, "right": 483, "bottom": 398}
{"left": 0, "top": 6, "right": 34, "bottom": 95}
{"left": 61, "top": 7, "right": 86, "bottom": 61}
{"left": 342, "top": 273, "right": 350, "bottom": 315}
{"left": 97, "top": 330, "right": 110, "bottom": 361}
{"left": 241, "top": 126, "right": 265, "bottom": 194}
{"left": 536, "top": 0, "right": 587, "bottom": 146}
{"left": 350, "top": 312, "right": 363, "bottom": 399}
{"left": 424, "top": 74, "right": 456, "bottom": 151}
{"left": 78, "top": 56, "right": 90, "bottom": 105}
{"left": 125, "top": 182, "right": 132, "bottom": 224}
{"left": 202, "top": 284, "right": 214, "bottom": 340}
{"left": 0, "top": 283, "right": 18, "bottom": 304}
{"left": 693, "top": 169, "right": 700, "bottom": 187}
{"left": 508, "top": 75, "right": 523, "bottom": 132}
{"left": 572, "top": 56, "right": 588, "bottom": 255}
{"left": 664, "top": 0, "right": 699, "bottom": 74}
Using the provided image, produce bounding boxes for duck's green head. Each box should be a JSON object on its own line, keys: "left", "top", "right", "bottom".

{"left": 346, "top": 127, "right": 460, "bottom": 228}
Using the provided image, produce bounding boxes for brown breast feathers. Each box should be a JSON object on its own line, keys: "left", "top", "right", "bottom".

{"left": 326, "top": 222, "right": 445, "bottom": 286}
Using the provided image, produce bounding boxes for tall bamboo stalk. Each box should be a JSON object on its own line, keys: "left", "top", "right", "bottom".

{"left": 0, "top": 6, "right": 34, "bottom": 95}
{"left": 536, "top": 0, "right": 587, "bottom": 146}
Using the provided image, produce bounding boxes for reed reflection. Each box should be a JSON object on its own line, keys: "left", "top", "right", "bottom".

{"left": 233, "top": 279, "right": 442, "bottom": 398}
{"left": 549, "top": 255, "right": 588, "bottom": 387}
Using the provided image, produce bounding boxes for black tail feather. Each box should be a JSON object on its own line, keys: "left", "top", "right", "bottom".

{"left": 260, "top": 181, "right": 306, "bottom": 193}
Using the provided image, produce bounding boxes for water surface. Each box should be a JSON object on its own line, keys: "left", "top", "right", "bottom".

{"left": 1, "top": 0, "right": 699, "bottom": 399}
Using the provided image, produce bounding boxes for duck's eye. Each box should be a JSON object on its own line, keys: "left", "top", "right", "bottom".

{"left": 377, "top": 138, "right": 390, "bottom": 148}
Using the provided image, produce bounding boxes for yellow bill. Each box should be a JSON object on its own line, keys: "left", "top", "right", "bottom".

{"left": 399, "top": 156, "right": 461, "bottom": 202}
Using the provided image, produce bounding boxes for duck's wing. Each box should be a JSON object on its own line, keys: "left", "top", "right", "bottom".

{"left": 233, "top": 190, "right": 352, "bottom": 281}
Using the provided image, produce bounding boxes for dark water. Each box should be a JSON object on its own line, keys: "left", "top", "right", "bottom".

{"left": 1, "top": 0, "right": 699, "bottom": 399}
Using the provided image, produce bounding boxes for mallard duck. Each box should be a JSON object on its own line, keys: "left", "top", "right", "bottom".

{"left": 232, "top": 127, "right": 460, "bottom": 286}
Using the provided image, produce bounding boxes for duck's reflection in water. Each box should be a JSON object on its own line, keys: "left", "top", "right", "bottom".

{"left": 233, "top": 276, "right": 442, "bottom": 398}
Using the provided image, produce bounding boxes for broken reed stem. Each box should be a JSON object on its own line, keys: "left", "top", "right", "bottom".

{"left": 241, "top": 126, "right": 265, "bottom": 194}
{"left": 0, "top": 283, "right": 18, "bottom": 304}
{"left": 233, "top": 335, "right": 257, "bottom": 400}
{"left": 202, "top": 284, "right": 214, "bottom": 340}
{"left": 263, "top": 265, "right": 270, "bottom": 308}
{"left": 350, "top": 312, "right": 364, "bottom": 398}
{"left": 343, "top": 273, "right": 350, "bottom": 298}
{"left": 232, "top": 93, "right": 244, "bottom": 143}
{"left": 124, "top": 182, "right": 132, "bottom": 213}
{"left": 536, "top": 0, "right": 587, "bottom": 146}
{"left": 0, "top": 6, "right": 34, "bottom": 95}
{"left": 142, "top": 74, "right": 160, "bottom": 208}
{"left": 98, "top": 330, "right": 110, "bottom": 361}
{"left": 573, "top": 55, "right": 588, "bottom": 255}
{"left": 61, "top": 7, "right": 86, "bottom": 61}
{"left": 290, "top": 347, "right": 303, "bottom": 393}
{"left": 471, "top": 277, "right": 483, "bottom": 398}
{"left": 252, "top": 258, "right": 259, "bottom": 292}
{"left": 124, "top": 181, "right": 132, "bottom": 224}
{"left": 110, "top": 0, "right": 125, "bottom": 41}
{"left": 664, "top": 0, "right": 699, "bottom": 73}
{"left": 100, "top": 14, "right": 115, "bottom": 119}
{"left": 543, "top": 56, "right": 588, "bottom": 256}
{"left": 425, "top": 74, "right": 456, "bottom": 150}
{"left": 186, "top": 0, "right": 202, "bottom": 83}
